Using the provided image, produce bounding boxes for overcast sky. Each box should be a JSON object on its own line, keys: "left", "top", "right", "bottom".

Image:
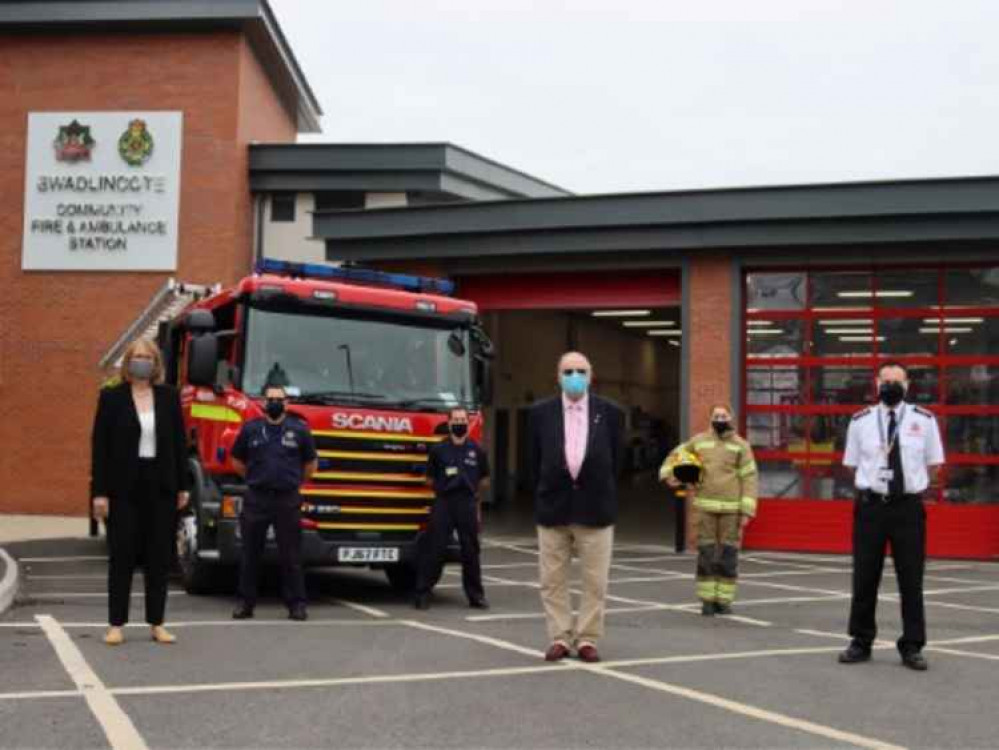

{"left": 271, "top": 0, "right": 999, "bottom": 195}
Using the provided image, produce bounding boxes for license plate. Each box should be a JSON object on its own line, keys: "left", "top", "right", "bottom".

{"left": 337, "top": 547, "right": 399, "bottom": 563}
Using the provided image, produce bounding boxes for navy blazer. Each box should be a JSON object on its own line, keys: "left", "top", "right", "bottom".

{"left": 528, "top": 394, "right": 624, "bottom": 528}
{"left": 90, "top": 382, "right": 190, "bottom": 501}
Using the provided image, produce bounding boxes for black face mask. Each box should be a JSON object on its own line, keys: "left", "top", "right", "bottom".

{"left": 879, "top": 382, "right": 905, "bottom": 407}
{"left": 711, "top": 420, "right": 732, "bottom": 436}
{"left": 450, "top": 423, "right": 469, "bottom": 439}
{"left": 265, "top": 399, "right": 286, "bottom": 420}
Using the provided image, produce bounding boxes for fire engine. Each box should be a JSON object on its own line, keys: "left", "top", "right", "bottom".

{"left": 156, "top": 259, "right": 493, "bottom": 593}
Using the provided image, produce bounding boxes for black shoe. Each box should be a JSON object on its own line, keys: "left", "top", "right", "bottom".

{"left": 232, "top": 603, "right": 254, "bottom": 620}
{"left": 901, "top": 651, "right": 928, "bottom": 671}
{"left": 838, "top": 643, "right": 872, "bottom": 664}
{"left": 701, "top": 602, "right": 715, "bottom": 617}
{"left": 413, "top": 593, "right": 430, "bottom": 611}
{"left": 288, "top": 606, "right": 308, "bottom": 621}
{"left": 468, "top": 598, "right": 490, "bottom": 610}
{"left": 714, "top": 603, "right": 733, "bottom": 616}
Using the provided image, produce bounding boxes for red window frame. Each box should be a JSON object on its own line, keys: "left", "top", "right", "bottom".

{"left": 742, "top": 262, "right": 999, "bottom": 506}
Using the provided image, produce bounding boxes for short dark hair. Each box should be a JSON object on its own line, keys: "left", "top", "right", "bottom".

{"left": 878, "top": 361, "right": 908, "bottom": 377}
{"left": 448, "top": 407, "right": 469, "bottom": 421}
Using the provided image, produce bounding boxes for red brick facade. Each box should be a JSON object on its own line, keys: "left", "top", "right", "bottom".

{"left": 0, "top": 31, "right": 296, "bottom": 515}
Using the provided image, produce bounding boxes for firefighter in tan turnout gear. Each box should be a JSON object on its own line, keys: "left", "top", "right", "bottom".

{"left": 661, "top": 403, "right": 759, "bottom": 616}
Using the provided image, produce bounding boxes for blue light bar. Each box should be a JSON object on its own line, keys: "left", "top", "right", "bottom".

{"left": 255, "top": 259, "right": 455, "bottom": 296}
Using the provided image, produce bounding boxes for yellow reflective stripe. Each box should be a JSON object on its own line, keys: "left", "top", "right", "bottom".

{"left": 716, "top": 582, "right": 737, "bottom": 603}
{"left": 724, "top": 443, "right": 742, "bottom": 453}
{"left": 312, "top": 430, "right": 444, "bottom": 443}
{"left": 695, "top": 497, "right": 741, "bottom": 512}
{"left": 693, "top": 440, "right": 716, "bottom": 451}
{"left": 335, "top": 506, "right": 429, "bottom": 515}
{"left": 738, "top": 461, "right": 758, "bottom": 477}
{"left": 303, "top": 488, "right": 434, "bottom": 499}
{"left": 315, "top": 522, "right": 420, "bottom": 531}
{"left": 190, "top": 404, "right": 242, "bottom": 423}
{"left": 312, "top": 471, "right": 427, "bottom": 484}
{"left": 318, "top": 450, "right": 427, "bottom": 462}
{"left": 740, "top": 496, "right": 758, "bottom": 516}
{"left": 696, "top": 581, "right": 717, "bottom": 601}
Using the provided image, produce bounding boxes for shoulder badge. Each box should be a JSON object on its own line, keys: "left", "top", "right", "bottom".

{"left": 852, "top": 407, "right": 872, "bottom": 421}
{"left": 913, "top": 406, "right": 936, "bottom": 420}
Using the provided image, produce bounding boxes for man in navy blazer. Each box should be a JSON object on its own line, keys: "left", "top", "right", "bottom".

{"left": 528, "top": 351, "right": 624, "bottom": 663}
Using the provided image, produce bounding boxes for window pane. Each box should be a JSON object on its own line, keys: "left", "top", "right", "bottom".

{"left": 809, "top": 414, "right": 850, "bottom": 453}
{"left": 270, "top": 193, "right": 296, "bottom": 222}
{"left": 807, "top": 464, "right": 856, "bottom": 500}
{"left": 758, "top": 461, "right": 805, "bottom": 499}
{"left": 944, "top": 315, "right": 999, "bottom": 356}
{"left": 811, "top": 366, "right": 872, "bottom": 405}
{"left": 812, "top": 318, "right": 876, "bottom": 357}
{"left": 878, "top": 317, "right": 939, "bottom": 356}
{"left": 875, "top": 269, "right": 939, "bottom": 308}
{"left": 747, "top": 365, "right": 805, "bottom": 406}
{"left": 945, "top": 266, "right": 999, "bottom": 307}
{"left": 747, "top": 272, "right": 806, "bottom": 311}
{"left": 811, "top": 271, "right": 873, "bottom": 311}
{"left": 746, "top": 413, "right": 807, "bottom": 452}
{"left": 945, "top": 365, "right": 999, "bottom": 405}
{"left": 904, "top": 365, "right": 940, "bottom": 405}
{"left": 746, "top": 319, "right": 805, "bottom": 356}
{"left": 946, "top": 466, "right": 999, "bottom": 504}
{"left": 946, "top": 416, "right": 999, "bottom": 456}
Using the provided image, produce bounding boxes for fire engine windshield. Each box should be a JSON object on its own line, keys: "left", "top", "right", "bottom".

{"left": 242, "top": 307, "right": 473, "bottom": 409}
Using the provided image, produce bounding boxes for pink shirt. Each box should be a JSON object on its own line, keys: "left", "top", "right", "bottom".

{"left": 562, "top": 393, "right": 589, "bottom": 481}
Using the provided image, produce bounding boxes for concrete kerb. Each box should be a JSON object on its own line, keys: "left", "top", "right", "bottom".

{"left": 0, "top": 548, "right": 20, "bottom": 615}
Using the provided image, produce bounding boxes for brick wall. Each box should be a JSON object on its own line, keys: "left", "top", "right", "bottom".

{"left": 0, "top": 30, "right": 297, "bottom": 515}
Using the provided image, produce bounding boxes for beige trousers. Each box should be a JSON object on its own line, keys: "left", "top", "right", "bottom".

{"left": 537, "top": 524, "right": 614, "bottom": 647}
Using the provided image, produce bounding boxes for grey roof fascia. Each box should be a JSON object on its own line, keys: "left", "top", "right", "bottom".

{"left": 0, "top": 0, "right": 322, "bottom": 133}
{"left": 250, "top": 171, "right": 446, "bottom": 194}
{"left": 314, "top": 176, "right": 999, "bottom": 242}
{"left": 323, "top": 213, "right": 999, "bottom": 262}
{"left": 442, "top": 145, "right": 571, "bottom": 197}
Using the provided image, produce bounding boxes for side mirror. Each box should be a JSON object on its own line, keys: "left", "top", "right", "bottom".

{"left": 447, "top": 330, "right": 466, "bottom": 357}
{"left": 470, "top": 325, "right": 495, "bottom": 361}
{"left": 187, "top": 334, "right": 218, "bottom": 387}
{"left": 475, "top": 358, "right": 493, "bottom": 407}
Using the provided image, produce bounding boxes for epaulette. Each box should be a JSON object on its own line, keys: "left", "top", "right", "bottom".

{"left": 913, "top": 406, "right": 936, "bottom": 420}
{"left": 851, "top": 407, "right": 872, "bottom": 421}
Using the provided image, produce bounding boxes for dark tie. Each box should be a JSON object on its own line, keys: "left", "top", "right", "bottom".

{"left": 887, "top": 410, "right": 905, "bottom": 497}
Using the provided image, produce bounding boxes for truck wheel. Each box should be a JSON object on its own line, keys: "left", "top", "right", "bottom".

{"left": 384, "top": 563, "right": 418, "bottom": 593}
{"left": 176, "top": 513, "right": 218, "bottom": 595}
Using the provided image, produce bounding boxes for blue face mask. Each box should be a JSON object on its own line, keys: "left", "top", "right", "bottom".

{"left": 560, "top": 371, "right": 590, "bottom": 397}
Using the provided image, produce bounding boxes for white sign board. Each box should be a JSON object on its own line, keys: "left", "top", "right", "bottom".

{"left": 22, "top": 111, "right": 183, "bottom": 271}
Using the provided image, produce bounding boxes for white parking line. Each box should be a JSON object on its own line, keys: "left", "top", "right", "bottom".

{"left": 36, "top": 614, "right": 149, "bottom": 750}
{"left": 928, "top": 646, "right": 999, "bottom": 662}
{"left": 331, "top": 599, "right": 389, "bottom": 619}
{"left": 590, "top": 667, "right": 905, "bottom": 750}
{"left": 19, "top": 557, "right": 108, "bottom": 563}
{"left": 401, "top": 619, "right": 544, "bottom": 659}
{"left": 0, "top": 688, "right": 82, "bottom": 701}
{"left": 27, "top": 591, "right": 187, "bottom": 599}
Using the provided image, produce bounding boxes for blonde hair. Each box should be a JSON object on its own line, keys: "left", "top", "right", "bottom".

{"left": 121, "top": 338, "right": 164, "bottom": 384}
{"left": 708, "top": 402, "right": 735, "bottom": 419}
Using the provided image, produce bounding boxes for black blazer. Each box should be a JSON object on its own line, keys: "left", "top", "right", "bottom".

{"left": 90, "top": 382, "right": 190, "bottom": 501}
{"left": 528, "top": 394, "right": 624, "bottom": 528}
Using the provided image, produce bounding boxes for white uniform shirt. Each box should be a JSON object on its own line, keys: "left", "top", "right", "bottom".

{"left": 137, "top": 409, "right": 157, "bottom": 459}
{"left": 843, "top": 403, "right": 944, "bottom": 495}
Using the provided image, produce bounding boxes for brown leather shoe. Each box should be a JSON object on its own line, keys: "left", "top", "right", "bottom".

{"left": 544, "top": 642, "right": 571, "bottom": 662}
{"left": 577, "top": 643, "right": 601, "bottom": 663}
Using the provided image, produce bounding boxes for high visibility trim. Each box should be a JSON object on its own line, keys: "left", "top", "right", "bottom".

{"left": 334, "top": 506, "right": 430, "bottom": 515}
{"left": 716, "top": 582, "right": 737, "bottom": 604}
{"left": 302, "top": 487, "right": 435, "bottom": 500}
{"left": 318, "top": 450, "right": 427, "bottom": 462}
{"left": 315, "top": 522, "right": 421, "bottom": 531}
{"left": 737, "top": 461, "right": 758, "bottom": 477}
{"left": 696, "top": 580, "right": 717, "bottom": 602}
{"left": 724, "top": 443, "right": 742, "bottom": 453}
{"left": 693, "top": 440, "right": 716, "bottom": 451}
{"left": 312, "top": 471, "right": 427, "bottom": 484}
{"left": 190, "top": 404, "right": 242, "bottom": 423}
{"left": 740, "top": 496, "right": 758, "bottom": 516}
{"left": 694, "top": 497, "right": 741, "bottom": 513}
{"left": 312, "top": 429, "right": 443, "bottom": 444}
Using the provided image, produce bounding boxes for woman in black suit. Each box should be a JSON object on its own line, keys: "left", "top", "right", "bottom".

{"left": 91, "top": 338, "right": 190, "bottom": 645}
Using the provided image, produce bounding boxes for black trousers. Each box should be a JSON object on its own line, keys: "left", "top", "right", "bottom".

{"left": 237, "top": 489, "right": 306, "bottom": 609}
{"left": 107, "top": 459, "right": 175, "bottom": 627}
{"left": 848, "top": 492, "right": 927, "bottom": 654}
{"left": 416, "top": 494, "right": 483, "bottom": 601}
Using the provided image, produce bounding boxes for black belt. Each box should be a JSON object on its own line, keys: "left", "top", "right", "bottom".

{"left": 859, "top": 489, "right": 922, "bottom": 504}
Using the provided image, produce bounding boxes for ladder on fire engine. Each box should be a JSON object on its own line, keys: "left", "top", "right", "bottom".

{"left": 98, "top": 278, "right": 221, "bottom": 370}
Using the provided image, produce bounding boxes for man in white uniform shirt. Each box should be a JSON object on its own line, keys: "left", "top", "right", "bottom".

{"left": 839, "top": 362, "right": 945, "bottom": 671}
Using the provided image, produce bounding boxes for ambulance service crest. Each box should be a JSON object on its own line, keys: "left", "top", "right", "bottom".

{"left": 53, "top": 120, "right": 95, "bottom": 162}
{"left": 118, "top": 118, "right": 154, "bottom": 166}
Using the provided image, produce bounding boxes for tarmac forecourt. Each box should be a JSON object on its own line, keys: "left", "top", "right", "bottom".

{"left": 1, "top": 536, "right": 997, "bottom": 750}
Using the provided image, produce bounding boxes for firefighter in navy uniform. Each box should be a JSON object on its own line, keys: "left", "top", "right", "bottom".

{"left": 839, "top": 362, "right": 945, "bottom": 671}
{"left": 414, "top": 407, "right": 490, "bottom": 610}
{"left": 231, "top": 383, "right": 318, "bottom": 621}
